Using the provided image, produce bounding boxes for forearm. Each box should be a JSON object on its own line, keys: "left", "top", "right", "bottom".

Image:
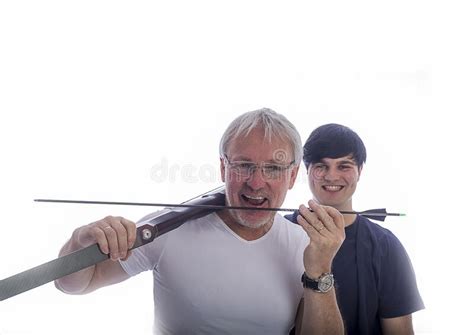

{"left": 300, "top": 288, "right": 344, "bottom": 335}
{"left": 54, "top": 229, "right": 96, "bottom": 294}
{"left": 381, "top": 315, "right": 414, "bottom": 335}
{"left": 297, "top": 203, "right": 346, "bottom": 334}
{"left": 55, "top": 216, "right": 133, "bottom": 294}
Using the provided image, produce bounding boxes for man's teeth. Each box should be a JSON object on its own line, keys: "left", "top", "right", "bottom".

{"left": 245, "top": 195, "right": 265, "bottom": 200}
{"left": 323, "top": 185, "right": 343, "bottom": 191}
{"left": 242, "top": 194, "right": 267, "bottom": 205}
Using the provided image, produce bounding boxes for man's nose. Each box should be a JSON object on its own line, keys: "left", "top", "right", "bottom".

{"left": 246, "top": 167, "right": 267, "bottom": 189}
{"left": 323, "top": 167, "right": 339, "bottom": 181}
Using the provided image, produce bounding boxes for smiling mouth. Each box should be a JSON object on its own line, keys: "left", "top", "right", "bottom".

{"left": 241, "top": 194, "right": 268, "bottom": 206}
{"left": 322, "top": 185, "right": 344, "bottom": 192}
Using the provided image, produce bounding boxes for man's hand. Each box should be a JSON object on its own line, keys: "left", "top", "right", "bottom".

{"left": 297, "top": 200, "right": 345, "bottom": 278}
{"left": 73, "top": 216, "right": 137, "bottom": 261}
{"left": 55, "top": 216, "right": 136, "bottom": 294}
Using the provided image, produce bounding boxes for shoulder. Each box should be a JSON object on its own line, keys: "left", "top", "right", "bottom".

{"left": 283, "top": 210, "right": 299, "bottom": 223}
{"left": 278, "top": 213, "right": 303, "bottom": 230}
{"left": 357, "top": 216, "right": 410, "bottom": 258}
{"left": 358, "top": 219, "right": 418, "bottom": 285}
{"left": 358, "top": 216, "right": 401, "bottom": 242}
{"left": 164, "top": 212, "right": 224, "bottom": 238}
{"left": 358, "top": 218, "right": 426, "bottom": 316}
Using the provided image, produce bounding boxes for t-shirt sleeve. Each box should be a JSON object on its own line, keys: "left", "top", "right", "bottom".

{"left": 119, "top": 211, "right": 169, "bottom": 276}
{"left": 119, "top": 238, "right": 163, "bottom": 276}
{"left": 378, "top": 233, "right": 425, "bottom": 318}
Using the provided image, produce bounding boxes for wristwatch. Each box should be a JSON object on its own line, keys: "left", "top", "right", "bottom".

{"left": 301, "top": 272, "right": 334, "bottom": 293}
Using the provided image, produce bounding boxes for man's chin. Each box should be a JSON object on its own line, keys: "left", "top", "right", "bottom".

{"left": 316, "top": 195, "right": 344, "bottom": 207}
{"left": 234, "top": 211, "right": 273, "bottom": 229}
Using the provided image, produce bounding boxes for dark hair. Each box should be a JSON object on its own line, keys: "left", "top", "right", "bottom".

{"left": 303, "top": 123, "right": 367, "bottom": 169}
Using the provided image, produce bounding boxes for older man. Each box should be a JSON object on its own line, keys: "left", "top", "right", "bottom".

{"left": 56, "top": 109, "right": 345, "bottom": 334}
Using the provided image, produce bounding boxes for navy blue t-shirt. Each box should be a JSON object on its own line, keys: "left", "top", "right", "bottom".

{"left": 285, "top": 212, "right": 424, "bottom": 335}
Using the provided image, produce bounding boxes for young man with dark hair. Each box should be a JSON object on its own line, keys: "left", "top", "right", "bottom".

{"left": 286, "top": 123, "right": 424, "bottom": 335}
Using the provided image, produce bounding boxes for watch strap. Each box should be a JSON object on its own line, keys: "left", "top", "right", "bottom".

{"left": 301, "top": 272, "right": 334, "bottom": 293}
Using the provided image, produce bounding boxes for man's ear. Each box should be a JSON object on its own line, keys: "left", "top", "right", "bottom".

{"left": 357, "top": 165, "right": 363, "bottom": 181}
{"left": 288, "top": 164, "right": 300, "bottom": 190}
{"left": 220, "top": 157, "right": 226, "bottom": 182}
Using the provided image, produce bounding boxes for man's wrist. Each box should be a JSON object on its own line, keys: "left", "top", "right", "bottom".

{"left": 305, "top": 265, "right": 332, "bottom": 279}
{"left": 301, "top": 272, "right": 335, "bottom": 293}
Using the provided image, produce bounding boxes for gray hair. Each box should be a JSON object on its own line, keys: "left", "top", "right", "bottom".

{"left": 219, "top": 108, "right": 303, "bottom": 164}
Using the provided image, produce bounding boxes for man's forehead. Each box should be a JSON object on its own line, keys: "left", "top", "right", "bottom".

{"left": 229, "top": 153, "right": 291, "bottom": 163}
{"left": 227, "top": 131, "right": 293, "bottom": 162}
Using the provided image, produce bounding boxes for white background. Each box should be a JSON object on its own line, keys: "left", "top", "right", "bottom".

{"left": 0, "top": 1, "right": 473, "bottom": 334}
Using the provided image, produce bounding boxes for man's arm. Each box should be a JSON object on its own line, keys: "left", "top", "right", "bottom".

{"left": 376, "top": 230, "right": 423, "bottom": 334}
{"left": 295, "top": 291, "right": 344, "bottom": 335}
{"left": 295, "top": 201, "right": 345, "bottom": 335}
{"left": 381, "top": 315, "right": 414, "bottom": 335}
{"left": 55, "top": 215, "right": 136, "bottom": 294}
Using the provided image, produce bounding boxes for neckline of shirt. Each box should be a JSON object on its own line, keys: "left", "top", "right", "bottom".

{"left": 210, "top": 212, "right": 278, "bottom": 244}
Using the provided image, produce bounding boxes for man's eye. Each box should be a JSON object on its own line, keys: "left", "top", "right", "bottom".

{"left": 266, "top": 165, "right": 285, "bottom": 172}
{"left": 236, "top": 162, "right": 254, "bottom": 169}
{"left": 339, "top": 165, "right": 351, "bottom": 170}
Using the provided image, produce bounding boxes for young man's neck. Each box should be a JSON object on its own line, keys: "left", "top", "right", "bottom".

{"left": 342, "top": 213, "right": 357, "bottom": 227}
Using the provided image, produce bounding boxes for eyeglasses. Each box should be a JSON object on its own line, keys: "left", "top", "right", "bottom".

{"left": 224, "top": 155, "right": 295, "bottom": 180}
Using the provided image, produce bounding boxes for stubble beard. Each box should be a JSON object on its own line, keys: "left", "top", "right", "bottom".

{"left": 230, "top": 209, "right": 274, "bottom": 230}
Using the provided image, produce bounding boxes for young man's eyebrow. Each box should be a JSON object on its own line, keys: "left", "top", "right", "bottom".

{"left": 319, "top": 158, "right": 357, "bottom": 165}
{"left": 338, "top": 160, "right": 357, "bottom": 165}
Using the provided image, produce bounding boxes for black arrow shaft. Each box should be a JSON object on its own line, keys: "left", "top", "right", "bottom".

{"left": 34, "top": 199, "right": 404, "bottom": 217}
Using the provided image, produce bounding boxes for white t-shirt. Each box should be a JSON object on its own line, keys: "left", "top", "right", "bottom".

{"left": 120, "top": 212, "right": 308, "bottom": 335}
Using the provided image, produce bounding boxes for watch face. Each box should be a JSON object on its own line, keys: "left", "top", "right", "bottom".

{"left": 317, "top": 274, "right": 334, "bottom": 293}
